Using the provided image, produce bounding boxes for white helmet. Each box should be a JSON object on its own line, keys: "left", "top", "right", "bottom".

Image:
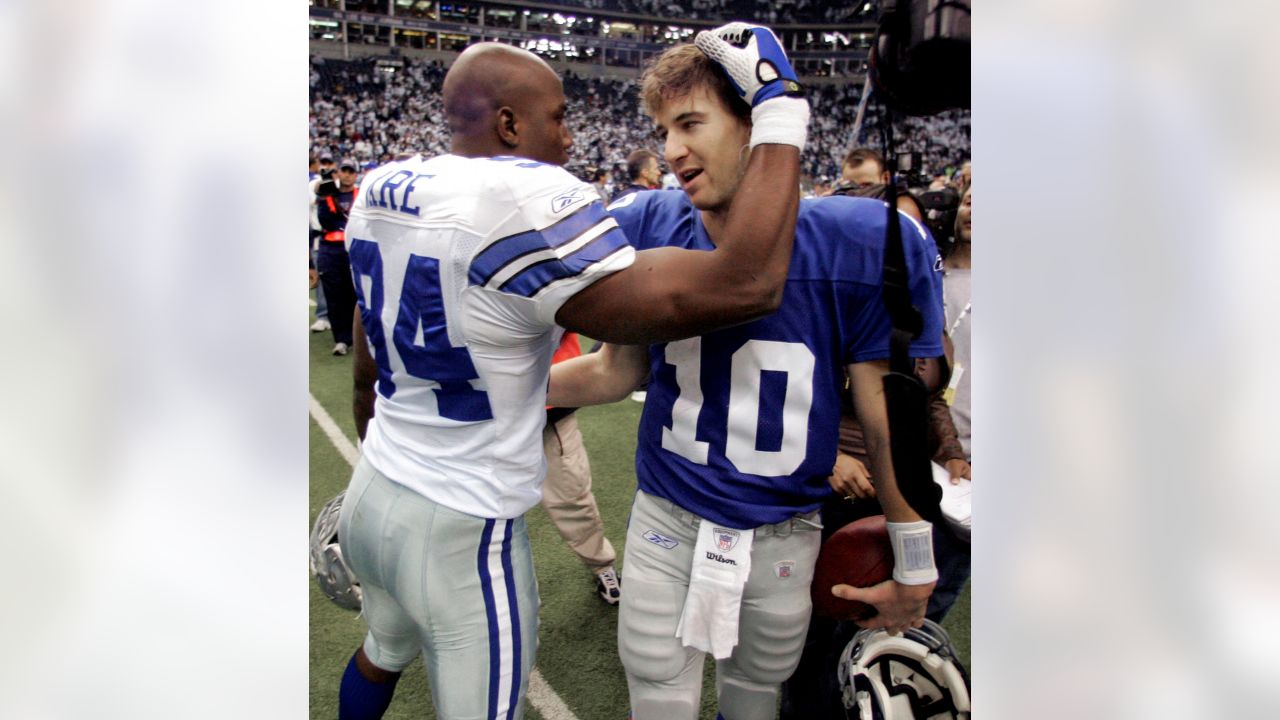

{"left": 309, "top": 491, "right": 362, "bottom": 611}
{"left": 838, "top": 619, "right": 971, "bottom": 719}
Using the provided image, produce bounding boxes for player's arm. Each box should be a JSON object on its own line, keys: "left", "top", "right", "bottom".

{"left": 547, "top": 343, "right": 649, "bottom": 407}
{"left": 352, "top": 310, "right": 377, "bottom": 443}
{"left": 557, "top": 149, "right": 798, "bottom": 345}
{"left": 832, "top": 359, "right": 936, "bottom": 633}
{"left": 556, "top": 23, "right": 808, "bottom": 344}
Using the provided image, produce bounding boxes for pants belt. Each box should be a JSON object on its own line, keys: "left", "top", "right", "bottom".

{"left": 641, "top": 490, "right": 823, "bottom": 538}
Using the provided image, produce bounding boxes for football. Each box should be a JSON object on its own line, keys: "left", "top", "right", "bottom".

{"left": 810, "top": 514, "right": 894, "bottom": 620}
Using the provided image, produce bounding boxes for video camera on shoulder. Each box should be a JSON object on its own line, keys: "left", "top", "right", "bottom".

{"left": 919, "top": 186, "right": 959, "bottom": 250}
{"left": 316, "top": 176, "right": 341, "bottom": 197}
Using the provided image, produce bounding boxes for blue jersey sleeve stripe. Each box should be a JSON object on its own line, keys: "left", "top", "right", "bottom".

{"left": 541, "top": 201, "right": 609, "bottom": 248}
{"left": 468, "top": 202, "right": 609, "bottom": 287}
{"left": 497, "top": 231, "right": 631, "bottom": 298}
{"left": 469, "top": 229, "right": 546, "bottom": 286}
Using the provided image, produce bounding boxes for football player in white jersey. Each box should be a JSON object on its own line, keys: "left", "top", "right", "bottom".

{"left": 334, "top": 30, "right": 811, "bottom": 720}
{"left": 546, "top": 31, "right": 945, "bottom": 720}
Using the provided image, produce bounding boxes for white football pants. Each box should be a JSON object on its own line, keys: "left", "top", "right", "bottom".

{"left": 339, "top": 457, "right": 539, "bottom": 720}
{"left": 619, "top": 490, "right": 822, "bottom": 720}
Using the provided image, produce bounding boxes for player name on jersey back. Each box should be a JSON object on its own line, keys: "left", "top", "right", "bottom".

{"left": 346, "top": 155, "right": 635, "bottom": 519}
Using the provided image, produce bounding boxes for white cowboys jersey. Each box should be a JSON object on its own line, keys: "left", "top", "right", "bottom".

{"left": 345, "top": 154, "right": 635, "bottom": 519}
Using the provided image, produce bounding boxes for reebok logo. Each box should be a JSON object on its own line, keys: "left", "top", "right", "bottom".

{"left": 705, "top": 551, "right": 738, "bottom": 566}
{"left": 643, "top": 530, "right": 678, "bottom": 550}
{"left": 551, "top": 189, "right": 583, "bottom": 213}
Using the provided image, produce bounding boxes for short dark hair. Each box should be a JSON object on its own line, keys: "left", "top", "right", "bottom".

{"left": 842, "top": 148, "right": 886, "bottom": 175}
{"left": 626, "top": 149, "right": 659, "bottom": 182}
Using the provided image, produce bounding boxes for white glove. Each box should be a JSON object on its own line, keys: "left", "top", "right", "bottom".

{"left": 695, "top": 22, "right": 810, "bottom": 151}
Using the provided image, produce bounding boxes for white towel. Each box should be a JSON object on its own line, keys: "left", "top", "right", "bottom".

{"left": 676, "top": 520, "right": 754, "bottom": 659}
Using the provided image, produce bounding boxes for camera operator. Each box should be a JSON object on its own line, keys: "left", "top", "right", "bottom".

{"left": 314, "top": 158, "right": 360, "bottom": 356}
{"left": 830, "top": 147, "right": 927, "bottom": 222}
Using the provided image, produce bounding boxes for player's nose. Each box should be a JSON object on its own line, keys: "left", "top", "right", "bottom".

{"left": 663, "top": 134, "right": 687, "bottom": 166}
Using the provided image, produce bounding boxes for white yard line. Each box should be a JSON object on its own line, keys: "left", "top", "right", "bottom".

{"left": 309, "top": 393, "right": 580, "bottom": 720}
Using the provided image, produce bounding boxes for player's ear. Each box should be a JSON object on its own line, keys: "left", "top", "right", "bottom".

{"left": 497, "top": 106, "right": 519, "bottom": 148}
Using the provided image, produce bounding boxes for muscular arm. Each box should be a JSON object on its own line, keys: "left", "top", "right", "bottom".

{"left": 352, "top": 311, "right": 377, "bottom": 442}
{"left": 547, "top": 343, "right": 649, "bottom": 407}
{"left": 555, "top": 145, "right": 799, "bottom": 344}
{"left": 835, "top": 359, "right": 935, "bottom": 633}
{"left": 848, "top": 360, "right": 922, "bottom": 524}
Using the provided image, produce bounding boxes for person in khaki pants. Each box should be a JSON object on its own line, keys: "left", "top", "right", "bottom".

{"left": 543, "top": 331, "right": 622, "bottom": 605}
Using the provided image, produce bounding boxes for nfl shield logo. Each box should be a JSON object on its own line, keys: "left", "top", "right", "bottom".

{"left": 714, "top": 528, "right": 739, "bottom": 552}
{"left": 775, "top": 561, "right": 794, "bottom": 579}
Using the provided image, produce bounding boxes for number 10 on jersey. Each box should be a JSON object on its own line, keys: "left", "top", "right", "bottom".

{"left": 661, "top": 337, "right": 815, "bottom": 477}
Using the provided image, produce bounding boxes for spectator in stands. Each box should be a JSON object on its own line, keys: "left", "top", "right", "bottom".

{"left": 314, "top": 158, "right": 360, "bottom": 356}
{"left": 611, "top": 148, "right": 662, "bottom": 203}
{"left": 952, "top": 160, "right": 972, "bottom": 193}
{"left": 810, "top": 174, "right": 834, "bottom": 198}
{"left": 588, "top": 166, "right": 612, "bottom": 202}
{"left": 308, "top": 55, "right": 970, "bottom": 201}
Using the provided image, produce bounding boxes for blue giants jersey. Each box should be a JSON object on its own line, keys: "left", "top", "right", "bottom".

{"left": 607, "top": 191, "right": 945, "bottom": 529}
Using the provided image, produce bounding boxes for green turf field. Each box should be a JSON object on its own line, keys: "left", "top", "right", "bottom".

{"left": 310, "top": 320, "right": 970, "bottom": 719}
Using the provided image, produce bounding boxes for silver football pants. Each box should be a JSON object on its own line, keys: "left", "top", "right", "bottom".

{"left": 619, "top": 490, "right": 821, "bottom": 720}
{"left": 339, "top": 457, "right": 540, "bottom": 720}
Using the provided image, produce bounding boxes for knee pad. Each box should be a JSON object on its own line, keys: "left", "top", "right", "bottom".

{"left": 361, "top": 632, "right": 418, "bottom": 673}
{"left": 617, "top": 574, "right": 702, "bottom": 681}
{"left": 729, "top": 600, "right": 811, "bottom": 683}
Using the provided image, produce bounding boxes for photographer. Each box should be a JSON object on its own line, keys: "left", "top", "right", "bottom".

{"left": 314, "top": 159, "right": 360, "bottom": 356}
{"left": 830, "top": 147, "right": 926, "bottom": 222}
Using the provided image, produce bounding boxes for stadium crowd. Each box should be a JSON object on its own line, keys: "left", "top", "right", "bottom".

{"left": 552, "top": 0, "right": 877, "bottom": 24}
{"left": 309, "top": 54, "right": 970, "bottom": 189}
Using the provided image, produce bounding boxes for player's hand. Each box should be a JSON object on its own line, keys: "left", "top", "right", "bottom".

{"left": 694, "top": 22, "right": 803, "bottom": 107}
{"left": 309, "top": 268, "right": 319, "bottom": 289}
{"left": 829, "top": 453, "right": 875, "bottom": 499}
{"left": 833, "top": 579, "right": 935, "bottom": 635}
{"left": 944, "top": 458, "right": 971, "bottom": 483}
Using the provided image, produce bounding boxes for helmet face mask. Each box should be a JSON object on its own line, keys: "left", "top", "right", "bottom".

{"left": 310, "top": 491, "right": 363, "bottom": 612}
{"left": 838, "top": 619, "right": 971, "bottom": 719}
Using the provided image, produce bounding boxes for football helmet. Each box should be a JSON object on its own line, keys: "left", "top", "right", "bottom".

{"left": 838, "top": 619, "right": 971, "bottom": 719}
{"left": 309, "top": 490, "right": 362, "bottom": 611}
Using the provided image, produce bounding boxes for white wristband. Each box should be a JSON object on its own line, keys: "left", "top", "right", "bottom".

{"left": 886, "top": 520, "right": 938, "bottom": 585}
{"left": 749, "top": 96, "right": 810, "bottom": 152}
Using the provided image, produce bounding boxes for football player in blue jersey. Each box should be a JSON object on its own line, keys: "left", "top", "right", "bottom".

{"left": 547, "top": 27, "right": 946, "bottom": 720}
{"left": 335, "top": 27, "right": 811, "bottom": 720}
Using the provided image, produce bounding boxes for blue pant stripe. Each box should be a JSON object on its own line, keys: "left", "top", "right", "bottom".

{"left": 477, "top": 518, "right": 500, "bottom": 720}
{"left": 500, "top": 520, "right": 522, "bottom": 720}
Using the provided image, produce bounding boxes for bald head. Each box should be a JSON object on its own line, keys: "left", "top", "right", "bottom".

{"left": 443, "top": 43, "right": 571, "bottom": 164}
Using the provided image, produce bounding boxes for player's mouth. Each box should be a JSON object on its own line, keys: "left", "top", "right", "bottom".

{"left": 678, "top": 168, "right": 703, "bottom": 188}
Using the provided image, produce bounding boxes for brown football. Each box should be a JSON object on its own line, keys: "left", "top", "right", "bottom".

{"left": 810, "top": 514, "right": 894, "bottom": 620}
